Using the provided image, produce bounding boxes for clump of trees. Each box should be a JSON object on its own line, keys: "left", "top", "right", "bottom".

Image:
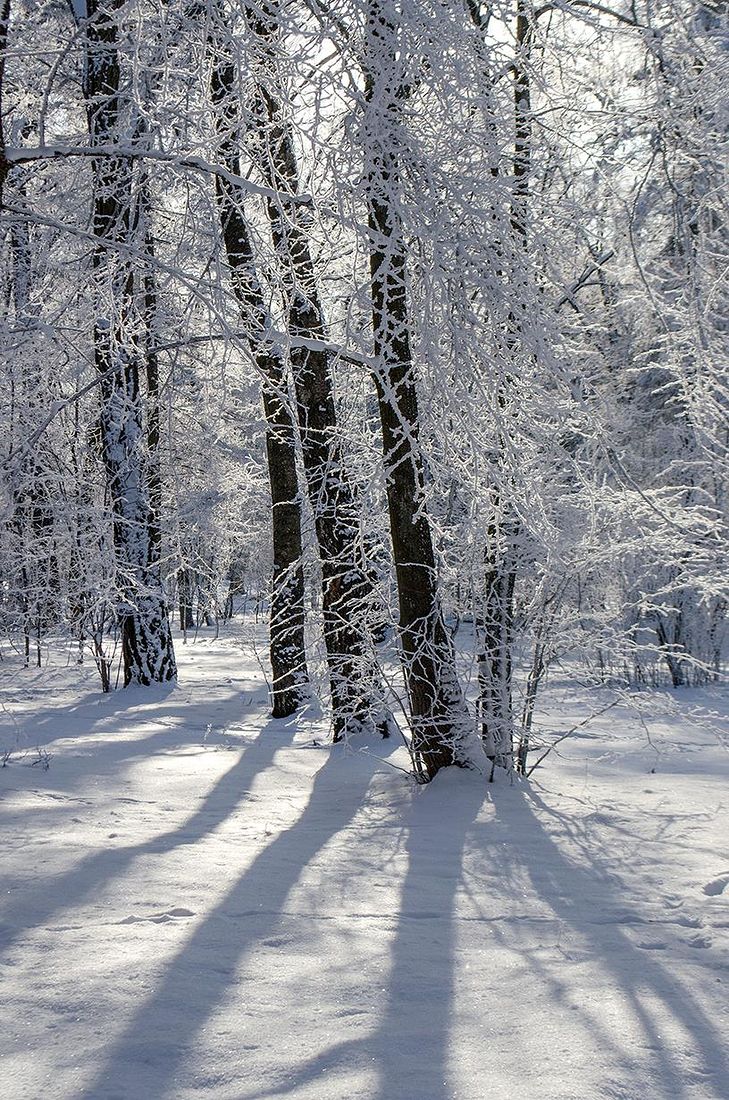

{"left": 0, "top": 0, "right": 725, "bottom": 778}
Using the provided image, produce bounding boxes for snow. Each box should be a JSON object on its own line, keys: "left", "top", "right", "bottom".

{"left": 1, "top": 626, "right": 728, "bottom": 1100}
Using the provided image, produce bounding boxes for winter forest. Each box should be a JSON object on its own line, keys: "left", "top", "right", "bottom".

{"left": 1, "top": 0, "right": 728, "bottom": 1098}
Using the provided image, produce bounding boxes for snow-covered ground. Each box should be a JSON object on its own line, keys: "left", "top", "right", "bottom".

{"left": 1, "top": 625, "right": 728, "bottom": 1100}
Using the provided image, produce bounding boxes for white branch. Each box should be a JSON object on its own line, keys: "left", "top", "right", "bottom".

{"left": 4, "top": 145, "right": 313, "bottom": 206}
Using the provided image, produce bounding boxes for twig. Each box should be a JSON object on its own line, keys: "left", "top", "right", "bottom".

{"left": 525, "top": 699, "right": 620, "bottom": 776}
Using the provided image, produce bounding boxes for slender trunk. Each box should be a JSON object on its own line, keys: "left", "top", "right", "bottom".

{"left": 8, "top": 166, "right": 57, "bottom": 675}
{"left": 511, "top": 0, "right": 532, "bottom": 247}
{"left": 244, "top": 1, "right": 383, "bottom": 738}
{"left": 79, "top": 0, "right": 176, "bottom": 686}
{"left": 178, "top": 567, "right": 194, "bottom": 632}
{"left": 516, "top": 583, "right": 564, "bottom": 773}
{"left": 139, "top": 184, "right": 162, "bottom": 567}
{"left": 363, "top": 2, "right": 470, "bottom": 779}
{"left": 0, "top": 0, "right": 11, "bottom": 211}
{"left": 479, "top": 538, "right": 516, "bottom": 764}
{"left": 208, "top": 10, "right": 308, "bottom": 717}
{"left": 466, "top": 0, "right": 533, "bottom": 766}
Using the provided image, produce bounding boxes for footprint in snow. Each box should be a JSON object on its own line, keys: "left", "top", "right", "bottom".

{"left": 703, "top": 873, "right": 729, "bottom": 897}
{"left": 686, "top": 933, "right": 713, "bottom": 949}
{"left": 117, "top": 907, "right": 195, "bottom": 925}
{"left": 673, "top": 914, "right": 703, "bottom": 928}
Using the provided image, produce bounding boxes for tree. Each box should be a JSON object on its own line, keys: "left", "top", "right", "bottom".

{"left": 71, "top": 0, "right": 176, "bottom": 685}
{"left": 360, "top": 0, "right": 474, "bottom": 778}
{"left": 208, "top": 0, "right": 309, "bottom": 717}
{"left": 241, "top": 0, "right": 387, "bottom": 739}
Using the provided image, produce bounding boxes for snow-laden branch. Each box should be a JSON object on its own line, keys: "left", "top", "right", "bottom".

{"left": 0, "top": 319, "right": 377, "bottom": 475}
{"left": 154, "top": 329, "right": 376, "bottom": 370}
{"left": 555, "top": 249, "right": 615, "bottom": 312}
{"left": 3, "top": 145, "right": 313, "bottom": 206}
{"left": 534, "top": 0, "right": 640, "bottom": 27}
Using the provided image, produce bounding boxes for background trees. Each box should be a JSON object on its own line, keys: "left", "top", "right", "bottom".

{"left": 0, "top": 0, "right": 725, "bottom": 775}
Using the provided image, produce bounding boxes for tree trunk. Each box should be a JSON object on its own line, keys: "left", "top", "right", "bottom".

{"left": 362, "top": 1, "right": 471, "bottom": 779}
{"left": 78, "top": 0, "right": 176, "bottom": 687}
{"left": 139, "top": 182, "right": 163, "bottom": 568}
{"left": 479, "top": 535, "right": 517, "bottom": 765}
{"left": 243, "top": 0, "right": 384, "bottom": 740}
{"left": 178, "top": 567, "right": 194, "bottom": 632}
{"left": 655, "top": 613, "right": 688, "bottom": 688}
{"left": 465, "top": 0, "right": 534, "bottom": 768}
{"left": 208, "top": 8, "right": 308, "bottom": 718}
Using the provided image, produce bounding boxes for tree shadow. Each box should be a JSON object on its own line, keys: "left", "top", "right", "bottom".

{"left": 484, "top": 781, "right": 729, "bottom": 1098}
{"left": 0, "top": 669, "right": 274, "bottom": 813}
{"left": 77, "top": 739, "right": 402, "bottom": 1100}
{"left": 0, "top": 675, "right": 265, "bottom": 751}
{"left": 0, "top": 717, "right": 293, "bottom": 957}
{"left": 370, "top": 772, "right": 486, "bottom": 1100}
{"left": 238, "top": 770, "right": 487, "bottom": 1100}
{"left": 254, "top": 772, "right": 726, "bottom": 1100}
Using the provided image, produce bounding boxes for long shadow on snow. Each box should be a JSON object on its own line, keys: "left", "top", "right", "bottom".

{"left": 242, "top": 770, "right": 486, "bottom": 1100}
{"left": 0, "top": 680, "right": 270, "bottom": 814}
{"left": 487, "top": 782, "right": 728, "bottom": 1098}
{"left": 78, "top": 738, "right": 401, "bottom": 1100}
{"left": 0, "top": 716, "right": 290, "bottom": 955}
{"left": 226, "top": 770, "right": 727, "bottom": 1100}
{"left": 0, "top": 675, "right": 265, "bottom": 751}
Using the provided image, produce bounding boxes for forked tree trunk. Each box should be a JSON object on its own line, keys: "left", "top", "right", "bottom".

{"left": 465, "top": 0, "right": 533, "bottom": 768}
{"left": 208, "top": 9, "right": 308, "bottom": 717}
{"left": 77, "top": 0, "right": 176, "bottom": 686}
{"left": 243, "top": 0, "right": 384, "bottom": 740}
{"left": 363, "top": 1, "right": 471, "bottom": 779}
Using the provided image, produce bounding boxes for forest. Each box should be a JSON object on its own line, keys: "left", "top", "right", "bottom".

{"left": 0, "top": 1, "right": 727, "bottom": 1098}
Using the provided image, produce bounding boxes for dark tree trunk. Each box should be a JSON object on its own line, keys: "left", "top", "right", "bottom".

{"left": 362, "top": 1, "right": 471, "bottom": 779}
{"left": 0, "top": 0, "right": 10, "bottom": 212}
{"left": 208, "top": 9, "right": 308, "bottom": 718}
{"left": 479, "top": 527, "right": 517, "bottom": 766}
{"left": 78, "top": 0, "right": 176, "bottom": 687}
{"left": 655, "top": 613, "right": 689, "bottom": 688}
{"left": 178, "top": 567, "right": 194, "bottom": 632}
{"left": 243, "top": 1, "right": 383, "bottom": 739}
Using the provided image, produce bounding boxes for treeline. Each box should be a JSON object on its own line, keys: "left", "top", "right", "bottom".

{"left": 0, "top": 0, "right": 726, "bottom": 777}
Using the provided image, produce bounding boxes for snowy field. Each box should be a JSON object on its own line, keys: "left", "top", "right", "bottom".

{"left": 1, "top": 625, "right": 728, "bottom": 1100}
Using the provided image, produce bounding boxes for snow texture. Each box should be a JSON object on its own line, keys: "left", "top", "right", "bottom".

{"left": 1, "top": 626, "right": 728, "bottom": 1099}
